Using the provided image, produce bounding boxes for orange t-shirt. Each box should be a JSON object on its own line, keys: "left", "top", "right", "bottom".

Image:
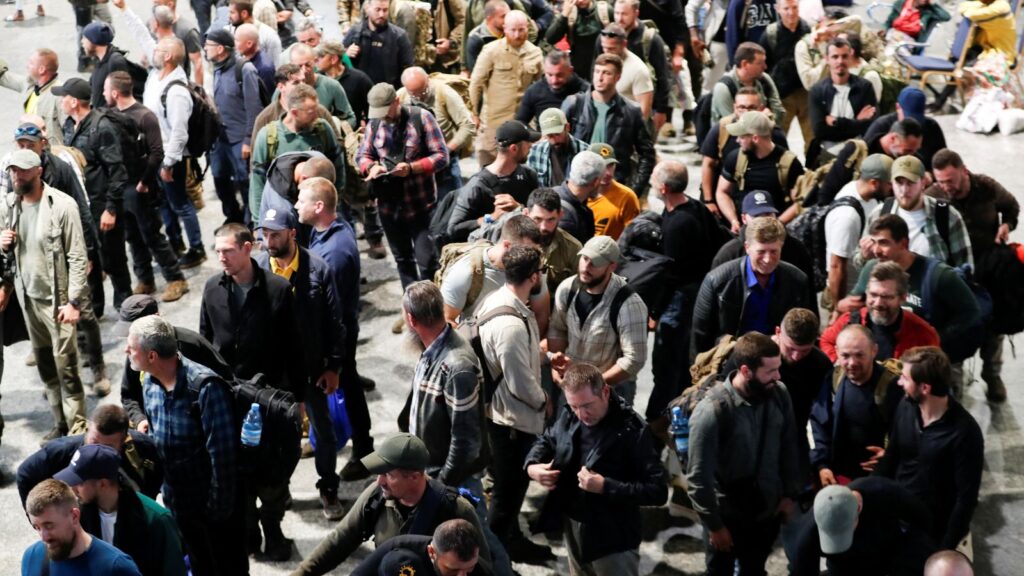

{"left": 588, "top": 180, "right": 641, "bottom": 240}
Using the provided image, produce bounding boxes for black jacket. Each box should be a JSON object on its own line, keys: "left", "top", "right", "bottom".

{"left": 524, "top": 394, "right": 667, "bottom": 563}
{"left": 122, "top": 325, "right": 233, "bottom": 428}
{"left": 342, "top": 20, "right": 414, "bottom": 89}
{"left": 447, "top": 165, "right": 539, "bottom": 242}
{"left": 562, "top": 91, "right": 655, "bottom": 194}
{"left": 16, "top": 431, "right": 163, "bottom": 508}
{"left": 200, "top": 260, "right": 306, "bottom": 399}
{"left": 691, "top": 257, "right": 812, "bottom": 360}
{"left": 90, "top": 47, "right": 129, "bottom": 109}
{"left": 515, "top": 75, "right": 589, "bottom": 128}
{"left": 809, "top": 75, "right": 878, "bottom": 144}
{"left": 63, "top": 110, "right": 128, "bottom": 217}
{"left": 352, "top": 535, "right": 492, "bottom": 576}
{"left": 256, "top": 247, "right": 345, "bottom": 383}
{"left": 711, "top": 225, "right": 818, "bottom": 311}
{"left": 555, "top": 184, "right": 595, "bottom": 244}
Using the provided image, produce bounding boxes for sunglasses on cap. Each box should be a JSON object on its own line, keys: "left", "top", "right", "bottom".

{"left": 14, "top": 125, "right": 43, "bottom": 139}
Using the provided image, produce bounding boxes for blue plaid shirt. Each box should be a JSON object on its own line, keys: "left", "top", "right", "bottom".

{"left": 143, "top": 356, "right": 238, "bottom": 519}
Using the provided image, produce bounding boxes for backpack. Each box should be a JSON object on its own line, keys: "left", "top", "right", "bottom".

{"left": 98, "top": 108, "right": 148, "bottom": 181}
{"left": 186, "top": 373, "right": 301, "bottom": 486}
{"left": 830, "top": 358, "right": 902, "bottom": 424}
{"left": 235, "top": 61, "right": 270, "bottom": 107}
{"left": 857, "top": 63, "right": 908, "bottom": 116}
{"left": 689, "top": 334, "right": 737, "bottom": 385}
{"left": 429, "top": 72, "right": 473, "bottom": 113}
{"left": 433, "top": 240, "right": 492, "bottom": 312}
{"left": 113, "top": 48, "right": 149, "bottom": 101}
{"left": 733, "top": 147, "right": 797, "bottom": 193}
{"left": 566, "top": 0, "right": 611, "bottom": 30}
{"left": 617, "top": 210, "right": 664, "bottom": 253}
{"left": 785, "top": 195, "right": 865, "bottom": 291}
{"left": 791, "top": 139, "right": 869, "bottom": 208}
{"left": 562, "top": 278, "right": 637, "bottom": 337}
{"left": 456, "top": 305, "right": 530, "bottom": 404}
{"left": 920, "top": 258, "right": 992, "bottom": 362}
{"left": 616, "top": 246, "right": 677, "bottom": 318}
{"left": 428, "top": 189, "right": 460, "bottom": 252}
{"left": 161, "top": 79, "right": 222, "bottom": 159}
{"left": 976, "top": 242, "right": 1024, "bottom": 335}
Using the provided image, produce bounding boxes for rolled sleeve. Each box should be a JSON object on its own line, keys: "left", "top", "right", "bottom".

{"left": 614, "top": 295, "right": 649, "bottom": 377}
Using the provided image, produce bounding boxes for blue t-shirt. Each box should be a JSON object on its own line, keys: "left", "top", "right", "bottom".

{"left": 22, "top": 537, "right": 142, "bottom": 576}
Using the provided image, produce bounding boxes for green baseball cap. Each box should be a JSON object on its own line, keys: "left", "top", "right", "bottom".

{"left": 891, "top": 155, "right": 925, "bottom": 183}
{"left": 360, "top": 433, "right": 430, "bottom": 474}
{"left": 538, "top": 108, "right": 568, "bottom": 136}
{"left": 726, "top": 111, "right": 774, "bottom": 137}
{"left": 858, "top": 154, "right": 893, "bottom": 182}
{"left": 588, "top": 142, "right": 618, "bottom": 166}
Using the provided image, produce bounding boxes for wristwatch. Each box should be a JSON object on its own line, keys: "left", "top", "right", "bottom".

{"left": 67, "top": 298, "right": 80, "bottom": 309}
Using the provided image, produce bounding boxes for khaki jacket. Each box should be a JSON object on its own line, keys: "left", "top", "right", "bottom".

{"left": 0, "top": 184, "right": 88, "bottom": 309}
{"left": 469, "top": 38, "right": 543, "bottom": 126}
{"left": 0, "top": 72, "right": 65, "bottom": 146}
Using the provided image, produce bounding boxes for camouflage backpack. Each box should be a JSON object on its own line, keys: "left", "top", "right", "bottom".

{"left": 433, "top": 240, "right": 493, "bottom": 313}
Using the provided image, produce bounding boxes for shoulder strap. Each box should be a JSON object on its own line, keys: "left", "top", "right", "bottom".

{"left": 919, "top": 257, "right": 941, "bottom": 321}
{"left": 477, "top": 304, "right": 527, "bottom": 331}
{"left": 465, "top": 246, "right": 487, "bottom": 309}
{"left": 608, "top": 283, "right": 635, "bottom": 338}
{"left": 735, "top": 148, "right": 749, "bottom": 192}
{"left": 716, "top": 116, "right": 732, "bottom": 158}
{"left": 935, "top": 201, "right": 952, "bottom": 259}
{"left": 722, "top": 75, "right": 738, "bottom": 97}
{"left": 850, "top": 307, "right": 863, "bottom": 326}
{"left": 832, "top": 195, "right": 866, "bottom": 234}
{"left": 160, "top": 79, "right": 190, "bottom": 119}
{"left": 266, "top": 121, "right": 280, "bottom": 161}
{"left": 360, "top": 488, "right": 387, "bottom": 541}
{"left": 778, "top": 150, "right": 797, "bottom": 196}
{"left": 882, "top": 196, "right": 896, "bottom": 215}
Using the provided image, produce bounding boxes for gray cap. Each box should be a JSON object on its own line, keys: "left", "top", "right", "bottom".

{"left": 360, "top": 433, "right": 430, "bottom": 474}
{"left": 579, "top": 235, "right": 620, "bottom": 267}
{"left": 538, "top": 108, "right": 568, "bottom": 136}
{"left": 367, "top": 83, "right": 398, "bottom": 120}
{"left": 8, "top": 149, "right": 41, "bottom": 170}
{"left": 726, "top": 111, "right": 774, "bottom": 137}
{"left": 859, "top": 154, "right": 893, "bottom": 182}
{"left": 814, "top": 485, "right": 860, "bottom": 554}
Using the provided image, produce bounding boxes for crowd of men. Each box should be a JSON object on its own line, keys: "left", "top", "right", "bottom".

{"left": 0, "top": 0, "right": 1019, "bottom": 574}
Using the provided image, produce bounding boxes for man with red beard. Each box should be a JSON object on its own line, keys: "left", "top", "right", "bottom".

{"left": 22, "top": 479, "right": 141, "bottom": 575}
{"left": 686, "top": 332, "right": 802, "bottom": 575}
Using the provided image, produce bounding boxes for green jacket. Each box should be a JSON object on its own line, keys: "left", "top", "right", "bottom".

{"left": 291, "top": 479, "right": 491, "bottom": 576}
{"left": 80, "top": 489, "right": 187, "bottom": 576}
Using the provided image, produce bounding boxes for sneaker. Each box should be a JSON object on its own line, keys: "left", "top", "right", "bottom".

{"left": 367, "top": 240, "right": 387, "bottom": 260}
{"left": 5, "top": 10, "right": 24, "bottom": 21}
{"left": 178, "top": 247, "right": 207, "bottom": 269}
{"left": 92, "top": 367, "right": 111, "bottom": 397}
{"left": 40, "top": 426, "right": 68, "bottom": 447}
{"left": 359, "top": 375, "right": 377, "bottom": 391}
{"left": 133, "top": 282, "right": 156, "bottom": 295}
{"left": 392, "top": 316, "right": 406, "bottom": 334}
{"left": 320, "top": 489, "right": 345, "bottom": 521}
{"left": 340, "top": 459, "right": 371, "bottom": 482}
{"left": 505, "top": 534, "right": 555, "bottom": 565}
{"left": 25, "top": 350, "right": 36, "bottom": 366}
{"left": 161, "top": 279, "right": 190, "bottom": 302}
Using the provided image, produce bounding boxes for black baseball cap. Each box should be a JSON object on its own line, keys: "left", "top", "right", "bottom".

{"left": 52, "top": 78, "right": 91, "bottom": 101}
{"left": 495, "top": 120, "right": 541, "bottom": 146}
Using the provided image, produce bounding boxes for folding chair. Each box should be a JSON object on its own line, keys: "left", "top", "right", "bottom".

{"left": 894, "top": 16, "right": 977, "bottom": 99}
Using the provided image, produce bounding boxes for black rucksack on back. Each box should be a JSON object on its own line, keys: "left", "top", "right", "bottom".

{"left": 786, "top": 196, "right": 865, "bottom": 291}
{"left": 161, "top": 79, "right": 223, "bottom": 160}
{"left": 112, "top": 48, "right": 149, "bottom": 101}
{"left": 616, "top": 247, "right": 677, "bottom": 319}
{"left": 920, "top": 258, "right": 992, "bottom": 362}
{"left": 428, "top": 189, "right": 460, "bottom": 253}
{"left": 98, "top": 108, "right": 148, "bottom": 181}
{"left": 235, "top": 61, "right": 271, "bottom": 107}
{"left": 617, "top": 210, "right": 664, "bottom": 253}
{"left": 976, "top": 242, "right": 1024, "bottom": 335}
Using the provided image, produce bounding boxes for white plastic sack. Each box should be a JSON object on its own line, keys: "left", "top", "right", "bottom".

{"left": 957, "top": 88, "right": 1011, "bottom": 133}
{"left": 997, "top": 109, "right": 1024, "bottom": 135}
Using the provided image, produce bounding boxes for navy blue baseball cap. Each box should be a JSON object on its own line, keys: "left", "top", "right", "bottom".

{"left": 377, "top": 549, "right": 431, "bottom": 576}
{"left": 257, "top": 192, "right": 297, "bottom": 231}
{"left": 54, "top": 444, "right": 121, "bottom": 486}
{"left": 741, "top": 190, "right": 777, "bottom": 216}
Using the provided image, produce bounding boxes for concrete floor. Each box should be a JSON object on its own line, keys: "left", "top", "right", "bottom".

{"left": 1, "top": 0, "right": 1023, "bottom": 574}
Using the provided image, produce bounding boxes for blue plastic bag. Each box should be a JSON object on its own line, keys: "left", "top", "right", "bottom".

{"left": 309, "top": 388, "right": 353, "bottom": 451}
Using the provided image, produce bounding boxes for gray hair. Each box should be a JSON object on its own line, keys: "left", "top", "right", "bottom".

{"left": 653, "top": 160, "right": 688, "bottom": 194}
{"left": 129, "top": 316, "right": 177, "bottom": 359}
{"left": 289, "top": 42, "right": 314, "bottom": 62}
{"left": 568, "top": 151, "right": 606, "bottom": 186}
{"left": 235, "top": 23, "right": 259, "bottom": 43}
{"left": 403, "top": 281, "right": 445, "bottom": 327}
{"left": 152, "top": 5, "right": 175, "bottom": 27}
{"left": 401, "top": 66, "right": 430, "bottom": 85}
{"left": 295, "top": 17, "right": 321, "bottom": 35}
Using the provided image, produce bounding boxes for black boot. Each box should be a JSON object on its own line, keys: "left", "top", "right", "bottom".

{"left": 261, "top": 522, "right": 293, "bottom": 562}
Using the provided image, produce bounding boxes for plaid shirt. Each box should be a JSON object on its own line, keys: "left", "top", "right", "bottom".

{"left": 548, "top": 274, "right": 649, "bottom": 378}
{"left": 356, "top": 106, "right": 449, "bottom": 222}
{"left": 525, "top": 135, "right": 589, "bottom": 187}
{"left": 143, "top": 356, "right": 238, "bottom": 520}
{"left": 871, "top": 196, "right": 974, "bottom": 270}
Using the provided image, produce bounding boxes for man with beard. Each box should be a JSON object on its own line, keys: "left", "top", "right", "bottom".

{"left": 548, "top": 236, "right": 649, "bottom": 405}
{"left": 686, "top": 332, "right": 801, "bottom": 575}
{"left": 254, "top": 196, "right": 348, "bottom": 519}
{"left": 22, "top": 479, "right": 141, "bottom": 575}
{"left": 0, "top": 48, "right": 67, "bottom": 145}
{"left": 475, "top": 245, "right": 555, "bottom": 564}
{"left": 1, "top": 150, "right": 89, "bottom": 441}
{"left": 807, "top": 37, "right": 877, "bottom": 165}
{"left": 517, "top": 50, "right": 590, "bottom": 128}
{"left": 290, "top": 434, "right": 491, "bottom": 576}
{"left": 821, "top": 261, "right": 939, "bottom": 361}
{"left": 526, "top": 108, "right": 588, "bottom": 188}
{"left": 554, "top": 151, "right": 605, "bottom": 244}
{"left": 877, "top": 346, "right": 983, "bottom": 551}
{"left": 342, "top": 0, "right": 415, "bottom": 89}
{"left": 810, "top": 325, "right": 902, "bottom": 486}
{"left": 868, "top": 155, "right": 973, "bottom": 269}
{"left": 524, "top": 188, "right": 582, "bottom": 295}
{"left": 586, "top": 142, "right": 640, "bottom": 240}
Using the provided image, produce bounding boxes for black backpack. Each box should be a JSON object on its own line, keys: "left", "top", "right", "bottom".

{"left": 161, "top": 79, "right": 223, "bottom": 160}
{"left": 98, "top": 108, "right": 148, "bottom": 181}
{"left": 112, "top": 48, "right": 149, "bottom": 101}
{"left": 428, "top": 189, "right": 459, "bottom": 253}
{"left": 786, "top": 196, "right": 865, "bottom": 291}
{"left": 616, "top": 246, "right": 677, "bottom": 319}
{"left": 617, "top": 210, "right": 664, "bottom": 253}
{"left": 976, "top": 243, "right": 1024, "bottom": 335}
{"left": 235, "top": 61, "right": 270, "bottom": 107}
{"left": 920, "top": 258, "right": 992, "bottom": 362}
{"left": 187, "top": 373, "right": 301, "bottom": 486}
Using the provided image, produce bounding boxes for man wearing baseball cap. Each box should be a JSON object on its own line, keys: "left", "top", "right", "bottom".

{"left": 525, "top": 108, "right": 588, "bottom": 188}
{"left": 553, "top": 151, "right": 606, "bottom": 244}
{"left": 293, "top": 434, "right": 492, "bottom": 576}
{"left": 717, "top": 110, "right": 804, "bottom": 233}
{"left": 1, "top": 149, "right": 89, "bottom": 440}
{"left": 864, "top": 87, "right": 948, "bottom": 171}
{"left": 871, "top": 154, "right": 973, "bottom": 269}
{"left": 357, "top": 82, "right": 450, "bottom": 294}
{"left": 822, "top": 153, "right": 893, "bottom": 309}
{"left": 55, "top": 443, "right": 188, "bottom": 575}
{"left": 548, "top": 236, "right": 649, "bottom": 405}
{"left": 586, "top": 142, "right": 640, "bottom": 240}
{"left": 351, "top": 519, "right": 486, "bottom": 576}
{"left": 789, "top": 478, "right": 935, "bottom": 574}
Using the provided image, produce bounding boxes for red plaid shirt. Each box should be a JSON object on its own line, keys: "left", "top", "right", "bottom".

{"left": 357, "top": 106, "right": 450, "bottom": 222}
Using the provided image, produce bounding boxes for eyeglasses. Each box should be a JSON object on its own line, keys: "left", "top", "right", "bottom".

{"left": 532, "top": 264, "right": 550, "bottom": 276}
{"left": 14, "top": 125, "right": 42, "bottom": 139}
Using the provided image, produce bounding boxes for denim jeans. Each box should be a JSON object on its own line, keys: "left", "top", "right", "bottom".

{"left": 159, "top": 160, "right": 204, "bottom": 250}
{"left": 305, "top": 381, "right": 339, "bottom": 492}
{"left": 210, "top": 139, "right": 249, "bottom": 224}
{"left": 649, "top": 289, "right": 695, "bottom": 420}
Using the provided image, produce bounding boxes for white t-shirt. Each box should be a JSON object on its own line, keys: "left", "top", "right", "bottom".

{"left": 829, "top": 83, "right": 854, "bottom": 120}
{"left": 440, "top": 247, "right": 549, "bottom": 320}
{"left": 99, "top": 510, "right": 117, "bottom": 544}
{"left": 825, "top": 182, "right": 878, "bottom": 292}
{"left": 616, "top": 50, "right": 654, "bottom": 109}
{"left": 897, "top": 206, "right": 932, "bottom": 257}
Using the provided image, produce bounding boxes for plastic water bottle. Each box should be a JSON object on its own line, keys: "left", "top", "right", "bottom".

{"left": 670, "top": 406, "right": 689, "bottom": 467}
{"left": 240, "top": 403, "right": 263, "bottom": 448}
